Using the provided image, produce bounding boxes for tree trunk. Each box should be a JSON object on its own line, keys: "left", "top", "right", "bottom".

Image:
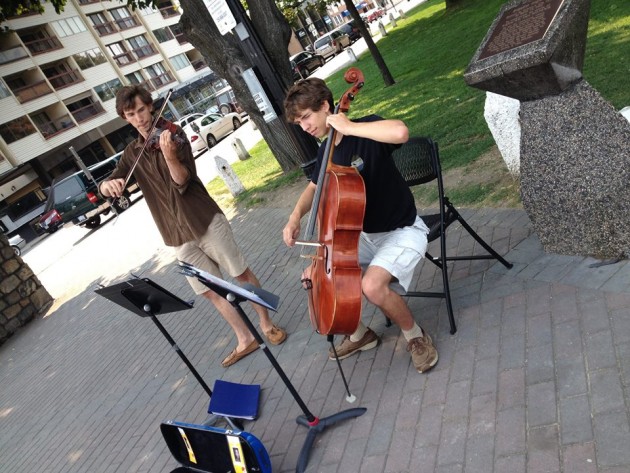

{"left": 180, "top": 0, "right": 317, "bottom": 172}
{"left": 344, "top": 0, "right": 395, "bottom": 86}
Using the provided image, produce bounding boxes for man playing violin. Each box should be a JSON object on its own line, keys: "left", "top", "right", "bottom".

{"left": 282, "top": 78, "right": 438, "bottom": 373}
{"left": 100, "top": 85, "right": 287, "bottom": 368}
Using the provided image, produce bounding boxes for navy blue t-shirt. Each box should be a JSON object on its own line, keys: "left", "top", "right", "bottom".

{"left": 311, "top": 115, "right": 417, "bottom": 233}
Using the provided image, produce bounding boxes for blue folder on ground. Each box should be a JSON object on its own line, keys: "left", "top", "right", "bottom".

{"left": 208, "top": 380, "right": 261, "bottom": 420}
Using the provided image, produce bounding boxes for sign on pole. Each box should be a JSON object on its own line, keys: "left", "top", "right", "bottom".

{"left": 204, "top": 0, "right": 237, "bottom": 35}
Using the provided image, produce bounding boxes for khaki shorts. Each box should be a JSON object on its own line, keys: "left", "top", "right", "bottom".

{"left": 359, "top": 215, "right": 429, "bottom": 294}
{"left": 175, "top": 214, "right": 248, "bottom": 295}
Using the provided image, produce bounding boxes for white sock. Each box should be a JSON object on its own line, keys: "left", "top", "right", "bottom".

{"left": 349, "top": 322, "right": 368, "bottom": 342}
{"left": 402, "top": 323, "right": 423, "bottom": 342}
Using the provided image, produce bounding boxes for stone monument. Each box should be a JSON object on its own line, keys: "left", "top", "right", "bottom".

{"left": 464, "top": 0, "right": 630, "bottom": 258}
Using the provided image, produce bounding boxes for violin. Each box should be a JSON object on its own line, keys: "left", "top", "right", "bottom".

{"left": 145, "top": 117, "right": 188, "bottom": 150}
{"left": 298, "top": 67, "right": 366, "bottom": 336}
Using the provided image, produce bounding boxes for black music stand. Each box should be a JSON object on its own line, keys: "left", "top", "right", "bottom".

{"left": 179, "top": 262, "right": 366, "bottom": 473}
{"left": 95, "top": 277, "right": 242, "bottom": 430}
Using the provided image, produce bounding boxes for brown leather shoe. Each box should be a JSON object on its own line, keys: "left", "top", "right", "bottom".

{"left": 264, "top": 325, "right": 287, "bottom": 345}
{"left": 221, "top": 339, "right": 259, "bottom": 368}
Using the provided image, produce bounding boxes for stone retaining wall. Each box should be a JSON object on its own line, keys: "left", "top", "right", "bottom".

{"left": 0, "top": 238, "right": 52, "bottom": 345}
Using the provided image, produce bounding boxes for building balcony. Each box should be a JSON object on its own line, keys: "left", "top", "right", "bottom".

{"left": 191, "top": 59, "right": 207, "bottom": 71}
{"left": 113, "top": 51, "right": 135, "bottom": 67}
{"left": 13, "top": 81, "right": 54, "bottom": 103}
{"left": 159, "top": 5, "right": 179, "bottom": 18}
{"left": 115, "top": 16, "right": 140, "bottom": 31}
{"left": 150, "top": 72, "right": 175, "bottom": 89}
{"left": 23, "top": 36, "right": 63, "bottom": 56}
{"left": 138, "top": 80, "right": 156, "bottom": 91}
{"left": 0, "top": 45, "right": 29, "bottom": 65}
{"left": 38, "top": 115, "right": 76, "bottom": 139}
{"left": 78, "top": 0, "right": 100, "bottom": 4}
{"left": 132, "top": 44, "right": 158, "bottom": 60}
{"left": 70, "top": 102, "right": 105, "bottom": 123}
{"left": 93, "top": 22, "right": 117, "bottom": 37}
{"left": 48, "top": 69, "right": 84, "bottom": 90}
{"left": 173, "top": 33, "right": 188, "bottom": 45}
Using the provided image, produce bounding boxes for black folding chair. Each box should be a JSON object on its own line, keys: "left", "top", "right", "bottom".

{"left": 389, "top": 137, "right": 513, "bottom": 334}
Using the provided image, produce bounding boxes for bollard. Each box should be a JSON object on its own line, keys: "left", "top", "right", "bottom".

{"left": 346, "top": 47, "right": 358, "bottom": 63}
{"left": 231, "top": 137, "right": 250, "bottom": 161}
{"left": 214, "top": 156, "right": 245, "bottom": 196}
{"left": 389, "top": 13, "right": 397, "bottom": 27}
{"left": 378, "top": 20, "right": 387, "bottom": 37}
{"left": 399, "top": 9, "right": 406, "bottom": 19}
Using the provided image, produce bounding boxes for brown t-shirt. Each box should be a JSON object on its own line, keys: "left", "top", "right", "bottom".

{"left": 104, "top": 127, "right": 222, "bottom": 247}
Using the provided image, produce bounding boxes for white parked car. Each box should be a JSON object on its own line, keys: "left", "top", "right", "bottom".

{"left": 175, "top": 113, "right": 203, "bottom": 129}
{"left": 8, "top": 234, "right": 26, "bottom": 256}
{"left": 313, "top": 30, "right": 351, "bottom": 59}
{"left": 184, "top": 112, "right": 243, "bottom": 156}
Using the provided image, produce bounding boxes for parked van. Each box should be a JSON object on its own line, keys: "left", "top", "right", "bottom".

{"left": 313, "top": 30, "right": 351, "bottom": 59}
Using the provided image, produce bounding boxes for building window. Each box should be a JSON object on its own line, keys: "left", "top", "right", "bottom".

{"left": 153, "top": 27, "right": 174, "bottom": 43}
{"left": 125, "top": 71, "right": 144, "bottom": 84}
{"left": 88, "top": 12, "right": 116, "bottom": 36}
{"left": 146, "top": 62, "right": 167, "bottom": 77}
{"left": 139, "top": 5, "right": 156, "bottom": 15}
{"left": 0, "top": 116, "right": 37, "bottom": 144}
{"left": 107, "top": 42, "right": 133, "bottom": 66}
{"left": 52, "top": 16, "right": 87, "bottom": 37}
{"left": 128, "top": 34, "right": 155, "bottom": 58}
{"left": 110, "top": 7, "right": 137, "bottom": 30}
{"left": 110, "top": 7, "right": 131, "bottom": 20}
{"left": 94, "top": 79, "right": 122, "bottom": 101}
{"left": 0, "top": 79, "right": 11, "bottom": 99}
{"left": 170, "top": 53, "right": 190, "bottom": 71}
{"left": 73, "top": 48, "right": 107, "bottom": 70}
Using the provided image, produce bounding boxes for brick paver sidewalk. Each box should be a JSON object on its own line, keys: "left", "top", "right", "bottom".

{"left": 1, "top": 207, "right": 629, "bottom": 472}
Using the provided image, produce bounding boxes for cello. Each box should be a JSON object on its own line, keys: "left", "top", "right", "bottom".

{"left": 297, "top": 67, "right": 366, "bottom": 336}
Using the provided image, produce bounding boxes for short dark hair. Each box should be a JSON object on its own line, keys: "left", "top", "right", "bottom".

{"left": 115, "top": 85, "right": 153, "bottom": 119}
{"left": 284, "top": 78, "right": 334, "bottom": 122}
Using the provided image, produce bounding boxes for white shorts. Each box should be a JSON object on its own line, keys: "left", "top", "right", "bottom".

{"left": 175, "top": 214, "right": 248, "bottom": 295}
{"left": 359, "top": 215, "right": 429, "bottom": 294}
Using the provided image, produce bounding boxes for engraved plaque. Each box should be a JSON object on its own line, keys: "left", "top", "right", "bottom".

{"left": 478, "top": 0, "right": 566, "bottom": 60}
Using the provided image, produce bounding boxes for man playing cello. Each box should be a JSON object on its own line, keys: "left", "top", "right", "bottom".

{"left": 282, "top": 78, "right": 438, "bottom": 373}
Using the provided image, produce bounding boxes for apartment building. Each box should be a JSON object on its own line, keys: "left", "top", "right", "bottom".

{"left": 0, "top": 0, "right": 227, "bottom": 238}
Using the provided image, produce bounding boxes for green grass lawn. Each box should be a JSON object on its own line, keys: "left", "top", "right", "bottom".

{"left": 207, "top": 0, "right": 629, "bottom": 210}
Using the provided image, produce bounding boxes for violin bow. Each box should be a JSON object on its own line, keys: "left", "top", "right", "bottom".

{"left": 122, "top": 88, "right": 174, "bottom": 189}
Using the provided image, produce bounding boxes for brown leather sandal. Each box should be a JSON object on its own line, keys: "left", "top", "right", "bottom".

{"left": 221, "top": 339, "right": 259, "bottom": 368}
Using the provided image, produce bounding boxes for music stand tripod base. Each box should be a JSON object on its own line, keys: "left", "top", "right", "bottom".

{"left": 178, "top": 262, "right": 366, "bottom": 473}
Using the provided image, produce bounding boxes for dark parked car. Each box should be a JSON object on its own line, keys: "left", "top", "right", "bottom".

{"left": 336, "top": 21, "right": 361, "bottom": 43}
{"left": 290, "top": 51, "right": 325, "bottom": 81}
{"left": 38, "top": 153, "right": 140, "bottom": 231}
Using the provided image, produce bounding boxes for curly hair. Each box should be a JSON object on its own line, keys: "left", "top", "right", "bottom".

{"left": 115, "top": 86, "right": 153, "bottom": 119}
{"left": 284, "top": 78, "right": 334, "bottom": 122}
